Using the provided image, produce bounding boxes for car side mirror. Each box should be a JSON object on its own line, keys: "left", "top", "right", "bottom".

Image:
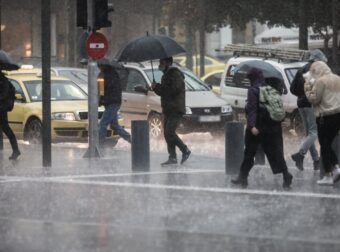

{"left": 134, "top": 85, "right": 148, "bottom": 95}
{"left": 15, "top": 93, "right": 25, "bottom": 102}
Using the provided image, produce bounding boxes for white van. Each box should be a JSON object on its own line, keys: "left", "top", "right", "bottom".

{"left": 120, "top": 62, "right": 233, "bottom": 138}
{"left": 220, "top": 56, "right": 306, "bottom": 131}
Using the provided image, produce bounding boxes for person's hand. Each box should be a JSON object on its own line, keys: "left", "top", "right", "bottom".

{"left": 251, "top": 127, "right": 259, "bottom": 136}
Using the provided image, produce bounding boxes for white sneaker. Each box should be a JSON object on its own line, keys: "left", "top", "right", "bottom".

{"left": 317, "top": 176, "right": 334, "bottom": 186}
{"left": 333, "top": 168, "right": 340, "bottom": 183}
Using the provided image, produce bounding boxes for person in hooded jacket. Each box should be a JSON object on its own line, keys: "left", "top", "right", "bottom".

{"left": 305, "top": 61, "right": 340, "bottom": 185}
{"left": 0, "top": 71, "right": 20, "bottom": 160}
{"left": 151, "top": 57, "right": 191, "bottom": 166}
{"left": 232, "top": 67, "right": 293, "bottom": 188}
{"left": 98, "top": 61, "right": 131, "bottom": 145}
{"left": 290, "top": 49, "right": 327, "bottom": 171}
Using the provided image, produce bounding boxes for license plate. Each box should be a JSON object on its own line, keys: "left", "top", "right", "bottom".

{"left": 199, "top": 115, "right": 221, "bottom": 122}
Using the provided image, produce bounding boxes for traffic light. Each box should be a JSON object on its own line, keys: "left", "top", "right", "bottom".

{"left": 77, "top": 0, "right": 87, "bottom": 29}
{"left": 76, "top": 0, "right": 114, "bottom": 30}
{"left": 94, "top": 0, "right": 114, "bottom": 30}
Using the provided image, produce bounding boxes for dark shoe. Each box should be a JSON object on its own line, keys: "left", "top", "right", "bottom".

{"left": 231, "top": 176, "right": 248, "bottom": 187}
{"left": 291, "top": 153, "right": 304, "bottom": 171}
{"left": 180, "top": 149, "right": 191, "bottom": 165}
{"left": 9, "top": 150, "right": 21, "bottom": 160}
{"left": 161, "top": 158, "right": 177, "bottom": 166}
{"left": 313, "top": 160, "right": 320, "bottom": 171}
{"left": 283, "top": 172, "right": 293, "bottom": 188}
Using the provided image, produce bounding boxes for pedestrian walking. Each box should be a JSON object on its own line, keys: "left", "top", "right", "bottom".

{"left": 0, "top": 71, "right": 20, "bottom": 160}
{"left": 305, "top": 61, "right": 340, "bottom": 185}
{"left": 290, "top": 49, "right": 327, "bottom": 171}
{"left": 231, "top": 68, "right": 293, "bottom": 188}
{"left": 98, "top": 59, "right": 131, "bottom": 145}
{"left": 151, "top": 57, "right": 191, "bottom": 166}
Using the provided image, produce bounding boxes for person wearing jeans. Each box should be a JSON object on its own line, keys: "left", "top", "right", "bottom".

{"left": 305, "top": 61, "right": 340, "bottom": 185}
{"left": 98, "top": 59, "right": 131, "bottom": 145}
{"left": 290, "top": 49, "right": 327, "bottom": 171}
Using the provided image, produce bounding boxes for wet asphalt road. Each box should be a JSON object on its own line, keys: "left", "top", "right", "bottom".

{"left": 0, "top": 134, "right": 339, "bottom": 252}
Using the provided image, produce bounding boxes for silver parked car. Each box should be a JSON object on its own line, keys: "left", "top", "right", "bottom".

{"left": 121, "top": 62, "right": 233, "bottom": 138}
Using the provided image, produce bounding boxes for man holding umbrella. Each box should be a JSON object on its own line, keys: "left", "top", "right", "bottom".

{"left": 151, "top": 57, "right": 191, "bottom": 166}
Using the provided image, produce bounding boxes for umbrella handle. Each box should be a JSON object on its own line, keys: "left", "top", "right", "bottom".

{"left": 150, "top": 60, "right": 155, "bottom": 83}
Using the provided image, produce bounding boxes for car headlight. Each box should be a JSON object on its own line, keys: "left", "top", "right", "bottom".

{"left": 221, "top": 105, "right": 232, "bottom": 114}
{"left": 51, "top": 112, "right": 76, "bottom": 121}
{"left": 185, "top": 107, "right": 192, "bottom": 115}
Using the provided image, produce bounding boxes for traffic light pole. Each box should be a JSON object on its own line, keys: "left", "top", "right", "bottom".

{"left": 0, "top": 0, "right": 3, "bottom": 151}
{"left": 84, "top": 0, "right": 101, "bottom": 158}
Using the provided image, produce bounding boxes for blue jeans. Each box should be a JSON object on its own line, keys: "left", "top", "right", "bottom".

{"left": 298, "top": 107, "right": 319, "bottom": 161}
{"left": 99, "top": 104, "right": 131, "bottom": 144}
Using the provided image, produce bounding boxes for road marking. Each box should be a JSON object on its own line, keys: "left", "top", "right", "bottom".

{"left": 32, "top": 179, "right": 340, "bottom": 200}
{"left": 0, "top": 169, "right": 223, "bottom": 183}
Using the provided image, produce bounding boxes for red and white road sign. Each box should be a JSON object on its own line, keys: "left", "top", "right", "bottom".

{"left": 86, "top": 32, "right": 108, "bottom": 60}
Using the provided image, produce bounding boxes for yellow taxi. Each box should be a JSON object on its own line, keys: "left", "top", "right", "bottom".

{"left": 5, "top": 69, "right": 121, "bottom": 145}
{"left": 174, "top": 55, "right": 225, "bottom": 76}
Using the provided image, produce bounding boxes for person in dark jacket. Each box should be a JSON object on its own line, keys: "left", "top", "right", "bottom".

{"left": 98, "top": 61, "right": 131, "bottom": 145}
{"left": 290, "top": 49, "right": 327, "bottom": 171}
{"left": 0, "top": 71, "right": 20, "bottom": 160}
{"left": 151, "top": 57, "right": 191, "bottom": 166}
{"left": 231, "top": 68, "right": 293, "bottom": 188}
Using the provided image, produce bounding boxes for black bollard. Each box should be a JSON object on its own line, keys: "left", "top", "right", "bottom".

{"left": 225, "top": 122, "right": 244, "bottom": 175}
{"left": 131, "top": 120, "right": 150, "bottom": 171}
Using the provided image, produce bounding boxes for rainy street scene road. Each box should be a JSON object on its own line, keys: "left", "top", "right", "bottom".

{"left": 1, "top": 0, "right": 340, "bottom": 251}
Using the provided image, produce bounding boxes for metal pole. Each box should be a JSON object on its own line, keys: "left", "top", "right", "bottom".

{"left": 131, "top": 120, "right": 150, "bottom": 171}
{"left": 42, "top": 0, "right": 52, "bottom": 167}
{"left": 225, "top": 122, "right": 244, "bottom": 175}
{"left": 84, "top": 0, "right": 101, "bottom": 158}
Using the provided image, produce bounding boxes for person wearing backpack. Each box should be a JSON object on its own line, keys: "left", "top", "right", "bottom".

{"left": 231, "top": 68, "right": 293, "bottom": 188}
{"left": 289, "top": 49, "right": 327, "bottom": 171}
{"left": 98, "top": 59, "right": 131, "bottom": 146}
{"left": 0, "top": 71, "right": 20, "bottom": 160}
{"left": 305, "top": 61, "right": 340, "bottom": 185}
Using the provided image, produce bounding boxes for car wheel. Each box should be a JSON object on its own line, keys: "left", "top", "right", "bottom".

{"left": 291, "top": 111, "right": 304, "bottom": 136}
{"left": 25, "top": 118, "right": 42, "bottom": 144}
{"left": 148, "top": 113, "right": 163, "bottom": 139}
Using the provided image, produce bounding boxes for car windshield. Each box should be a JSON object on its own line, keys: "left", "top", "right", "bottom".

{"left": 59, "top": 69, "right": 88, "bottom": 85}
{"left": 24, "top": 80, "right": 87, "bottom": 101}
{"left": 145, "top": 69, "right": 210, "bottom": 91}
{"left": 285, "top": 68, "right": 300, "bottom": 84}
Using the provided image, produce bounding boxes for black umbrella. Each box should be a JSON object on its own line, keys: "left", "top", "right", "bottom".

{"left": 116, "top": 33, "right": 185, "bottom": 81}
{"left": 116, "top": 33, "right": 185, "bottom": 62}
{"left": 0, "top": 50, "right": 19, "bottom": 71}
{"left": 233, "top": 60, "right": 283, "bottom": 82}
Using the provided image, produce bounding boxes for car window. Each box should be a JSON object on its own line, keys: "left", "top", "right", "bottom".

{"left": 59, "top": 70, "right": 88, "bottom": 85}
{"left": 285, "top": 68, "right": 300, "bottom": 84}
{"left": 144, "top": 69, "right": 210, "bottom": 91}
{"left": 9, "top": 79, "right": 24, "bottom": 94}
{"left": 125, "top": 69, "right": 148, "bottom": 92}
{"left": 225, "top": 65, "right": 250, "bottom": 89}
{"left": 205, "top": 73, "right": 222, "bottom": 87}
{"left": 24, "top": 80, "right": 87, "bottom": 101}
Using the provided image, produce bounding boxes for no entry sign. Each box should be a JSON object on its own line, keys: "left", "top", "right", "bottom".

{"left": 86, "top": 32, "right": 108, "bottom": 60}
